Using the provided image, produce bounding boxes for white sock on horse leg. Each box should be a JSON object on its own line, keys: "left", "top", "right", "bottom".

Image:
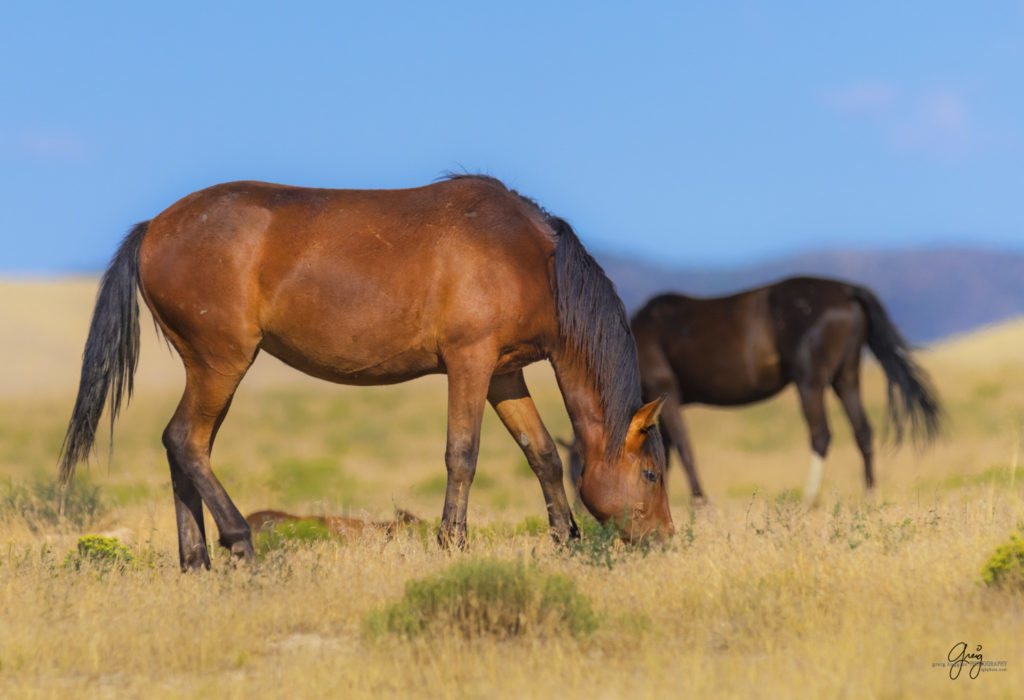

{"left": 804, "top": 453, "right": 824, "bottom": 503}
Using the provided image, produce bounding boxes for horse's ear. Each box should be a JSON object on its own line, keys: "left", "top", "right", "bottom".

{"left": 626, "top": 395, "right": 666, "bottom": 446}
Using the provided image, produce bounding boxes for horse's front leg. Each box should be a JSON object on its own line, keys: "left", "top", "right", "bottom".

{"left": 488, "top": 370, "right": 579, "bottom": 543}
{"left": 438, "top": 349, "right": 494, "bottom": 550}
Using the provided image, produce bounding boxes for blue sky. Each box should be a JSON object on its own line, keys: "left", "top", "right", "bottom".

{"left": 2, "top": 2, "right": 1022, "bottom": 272}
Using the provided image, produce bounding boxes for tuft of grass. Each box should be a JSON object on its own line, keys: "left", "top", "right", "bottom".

{"left": 564, "top": 511, "right": 660, "bottom": 569}
{"left": 678, "top": 508, "right": 697, "bottom": 549}
{"left": 63, "top": 535, "right": 135, "bottom": 572}
{"left": 745, "top": 490, "right": 806, "bottom": 538}
{"left": 363, "top": 558, "right": 597, "bottom": 640}
{"left": 513, "top": 515, "right": 549, "bottom": 537}
{"left": 981, "top": 532, "right": 1024, "bottom": 589}
{"left": 567, "top": 514, "right": 623, "bottom": 569}
{"left": 254, "top": 518, "right": 335, "bottom": 557}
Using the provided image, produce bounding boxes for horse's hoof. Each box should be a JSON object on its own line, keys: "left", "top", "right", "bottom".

{"left": 179, "top": 543, "right": 211, "bottom": 573}
{"left": 547, "top": 515, "right": 582, "bottom": 545}
{"left": 181, "top": 555, "right": 210, "bottom": 573}
{"left": 436, "top": 527, "right": 467, "bottom": 552}
{"left": 548, "top": 527, "right": 572, "bottom": 546}
{"left": 229, "top": 539, "right": 254, "bottom": 564}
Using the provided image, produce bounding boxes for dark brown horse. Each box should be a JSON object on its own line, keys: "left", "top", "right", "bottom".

{"left": 628, "top": 277, "right": 941, "bottom": 502}
{"left": 58, "top": 175, "right": 673, "bottom": 571}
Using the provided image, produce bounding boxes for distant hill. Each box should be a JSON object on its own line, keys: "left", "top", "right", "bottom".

{"left": 596, "top": 248, "right": 1024, "bottom": 344}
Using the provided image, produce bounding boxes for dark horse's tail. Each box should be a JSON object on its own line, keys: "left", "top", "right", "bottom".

{"left": 851, "top": 286, "right": 942, "bottom": 445}
{"left": 58, "top": 222, "right": 149, "bottom": 486}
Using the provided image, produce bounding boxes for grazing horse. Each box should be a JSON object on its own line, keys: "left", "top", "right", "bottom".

{"left": 628, "top": 277, "right": 941, "bottom": 502}
{"left": 58, "top": 175, "right": 673, "bottom": 571}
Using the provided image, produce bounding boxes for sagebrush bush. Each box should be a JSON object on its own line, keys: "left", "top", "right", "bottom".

{"left": 566, "top": 512, "right": 658, "bottom": 569}
{"left": 981, "top": 533, "right": 1024, "bottom": 589}
{"left": 63, "top": 535, "right": 136, "bottom": 572}
{"left": 254, "top": 518, "right": 334, "bottom": 556}
{"left": 363, "top": 558, "right": 597, "bottom": 640}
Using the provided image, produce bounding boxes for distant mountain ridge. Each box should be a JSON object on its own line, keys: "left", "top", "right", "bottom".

{"left": 596, "top": 248, "right": 1024, "bottom": 344}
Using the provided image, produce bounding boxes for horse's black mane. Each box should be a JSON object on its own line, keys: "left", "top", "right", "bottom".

{"left": 443, "top": 174, "right": 645, "bottom": 460}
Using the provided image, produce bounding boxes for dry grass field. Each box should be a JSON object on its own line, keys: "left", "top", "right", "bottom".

{"left": 1, "top": 278, "right": 1022, "bottom": 699}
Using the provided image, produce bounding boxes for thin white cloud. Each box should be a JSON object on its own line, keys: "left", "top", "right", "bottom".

{"left": 17, "top": 129, "right": 88, "bottom": 160}
{"left": 893, "top": 90, "right": 972, "bottom": 156}
{"left": 826, "top": 82, "right": 980, "bottom": 159}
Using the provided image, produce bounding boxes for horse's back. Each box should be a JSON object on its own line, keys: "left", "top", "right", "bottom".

{"left": 138, "top": 178, "right": 559, "bottom": 383}
{"left": 633, "top": 289, "right": 783, "bottom": 404}
{"left": 767, "top": 277, "right": 867, "bottom": 374}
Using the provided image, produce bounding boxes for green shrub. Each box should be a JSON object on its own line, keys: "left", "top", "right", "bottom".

{"left": 981, "top": 533, "right": 1024, "bottom": 589}
{"left": 537, "top": 573, "right": 599, "bottom": 637}
{"left": 254, "top": 518, "right": 334, "bottom": 556}
{"left": 566, "top": 511, "right": 658, "bottom": 569}
{"left": 567, "top": 515, "right": 622, "bottom": 569}
{"left": 513, "top": 515, "right": 549, "bottom": 537}
{"left": 363, "top": 559, "right": 597, "bottom": 640}
{"left": 63, "top": 535, "right": 135, "bottom": 572}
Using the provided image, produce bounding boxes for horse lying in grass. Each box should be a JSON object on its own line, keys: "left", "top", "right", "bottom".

{"left": 59, "top": 175, "right": 673, "bottom": 571}
{"left": 246, "top": 509, "right": 422, "bottom": 540}
{"left": 629, "top": 277, "right": 941, "bottom": 502}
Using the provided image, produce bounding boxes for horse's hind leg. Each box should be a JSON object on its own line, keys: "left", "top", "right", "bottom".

{"left": 163, "top": 362, "right": 254, "bottom": 570}
{"left": 832, "top": 361, "right": 874, "bottom": 491}
{"left": 488, "top": 370, "right": 579, "bottom": 543}
{"left": 639, "top": 351, "right": 705, "bottom": 501}
{"left": 658, "top": 392, "right": 705, "bottom": 502}
{"left": 796, "top": 381, "right": 831, "bottom": 504}
{"left": 167, "top": 442, "right": 209, "bottom": 571}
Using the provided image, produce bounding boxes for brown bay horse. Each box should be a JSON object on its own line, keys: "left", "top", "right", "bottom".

{"left": 627, "top": 277, "right": 941, "bottom": 502}
{"left": 58, "top": 175, "right": 673, "bottom": 571}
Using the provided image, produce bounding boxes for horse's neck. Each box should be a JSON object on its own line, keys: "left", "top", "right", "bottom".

{"left": 551, "top": 353, "right": 609, "bottom": 468}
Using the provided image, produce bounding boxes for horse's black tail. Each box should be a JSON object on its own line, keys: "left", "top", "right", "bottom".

{"left": 851, "top": 285, "right": 942, "bottom": 446}
{"left": 58, "top": 222, "right": 149, "bottom": 486}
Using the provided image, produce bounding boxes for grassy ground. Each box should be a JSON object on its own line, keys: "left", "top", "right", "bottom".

{"left": 1, "top": 279, "right": 1022, "bottom": 698}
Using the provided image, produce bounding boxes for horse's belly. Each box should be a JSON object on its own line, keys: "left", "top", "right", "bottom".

{"left": 676, "top": 351, "right": 785, "bottom": 406}
{"left": 260, "top": 334, "right": 443, "bottom": 385}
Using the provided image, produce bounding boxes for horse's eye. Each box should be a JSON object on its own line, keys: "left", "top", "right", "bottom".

{"left": 642, "top": 469, "right": 657, "bottom": 483}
